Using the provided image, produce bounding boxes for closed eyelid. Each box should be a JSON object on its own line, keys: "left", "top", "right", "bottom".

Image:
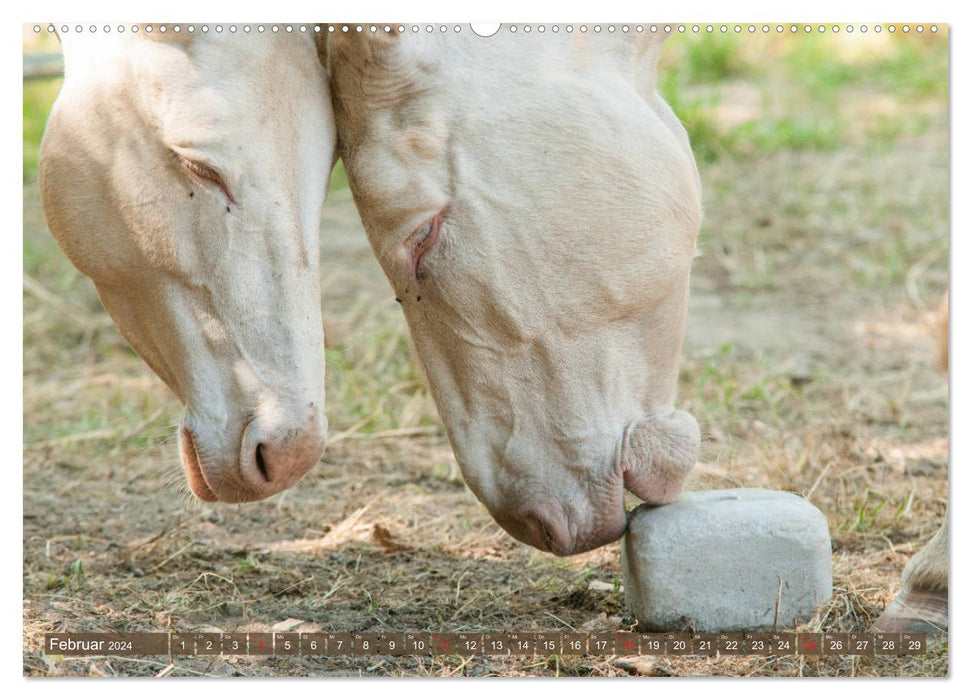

{"left": 406, "top": 210, "right": 445, "bottom": 280}
{"left": 174, "top": 153, "right": 237, "bottom": 204}
{"left": 184, "top": 159, "right": 220, "bottom": 181}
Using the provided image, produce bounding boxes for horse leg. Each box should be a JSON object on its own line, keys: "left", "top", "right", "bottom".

{"left": 874, "top": 294, "right": 949, "bottom": 636}
{"left": 874, "top": 519, "right": 948, "bottom": 635}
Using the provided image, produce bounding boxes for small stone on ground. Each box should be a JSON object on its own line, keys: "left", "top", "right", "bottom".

{"left": 622, "top": 489, "right": 832, "bottom": 632}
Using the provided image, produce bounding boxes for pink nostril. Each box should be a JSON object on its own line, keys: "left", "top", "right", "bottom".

{"left": 255, "top": 443, "right": 269, "bottom": 482}
{"left": 240, "top": 424, "right": 326, "bottom": 498}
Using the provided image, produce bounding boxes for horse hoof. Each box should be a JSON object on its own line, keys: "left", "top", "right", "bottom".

{"left": 873, "top": 587, "right": 948, "bottom": 636}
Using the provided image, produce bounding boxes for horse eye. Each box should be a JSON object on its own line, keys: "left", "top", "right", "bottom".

{"left": 184, "top": 159, "right": 220, "bottom": 182}
{"left": 178, "top": 156, "right": 236, "bottom": 204}
{"left": 412, "top": 221, "right": 433, "bottom": 245}
{"left": 406, "top": 212, "right": 444, "bottom": 280}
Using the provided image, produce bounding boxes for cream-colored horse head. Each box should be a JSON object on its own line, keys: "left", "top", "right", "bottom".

{"left": 40, "top": 29, "right": 335, "bottom": 502}
{"left": 329, "top": 30, "right": 702, "bottom": 555}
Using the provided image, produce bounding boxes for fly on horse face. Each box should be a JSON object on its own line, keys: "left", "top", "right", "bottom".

{"left": 325, "top": 30, "right": 703, "bottom": 556}
{"left": 39, "top": 30, "right": 336, "bottom": 503}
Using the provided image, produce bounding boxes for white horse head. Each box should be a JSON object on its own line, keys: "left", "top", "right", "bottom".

{"left": 40, "top": 29, "right": 335, "bottom": 502}
{"left": 328, "top": 30, "right": 702, "bottom": 555}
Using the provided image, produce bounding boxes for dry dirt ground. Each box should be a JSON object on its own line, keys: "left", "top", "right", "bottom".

{"left": 23, "top": 34, "right": 948, "bottom": 678}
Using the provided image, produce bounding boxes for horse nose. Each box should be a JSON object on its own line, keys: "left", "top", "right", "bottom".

{"left": 516, "top": 500, "right": 627, "bottom": 556}
{"left": 523, "top": 509, "right": 575, "bottom": 556}
{"left": 240, "top": 414, "right": 327, "bottom": 497}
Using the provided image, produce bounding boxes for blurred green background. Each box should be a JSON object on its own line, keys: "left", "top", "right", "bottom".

{"left": 657, "top": 27, "right": 947, "bottom": 162}
{"left": 23, "top": 26, "right": 947, "bottom": 181}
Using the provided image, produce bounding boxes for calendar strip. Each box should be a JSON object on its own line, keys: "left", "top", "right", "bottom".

{"left": 42, "top": 631, "right": 928, "bottom": 657}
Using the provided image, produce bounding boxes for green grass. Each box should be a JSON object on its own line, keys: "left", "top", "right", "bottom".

{"left": 45, "top": 559, "right": 86, "bottom": 591}
{"left": 678, "top": 342, "right": 801, "bottom": 431}
{"left": 23, "top": 228, "right": 86, "bottom": 298}
{"left": 874, "top": 40, "right": 949, "bottom": 99}
{"left": 24, "top": 380, "right": 176, "bottom": 446}
{"left": 235, "top": 555, "right": 262, "bottom": 575}
{"left": 324, "top": 316, "right": 438, "bottom": 434}
{"left": 865, "top": 113, "right": 931, "bottom": 150}
{"left": 659, "top": 62, "right": 849, "bottom": 162}
{"left": 839, "top": 490, "right": 912, "bottom": 533}
{"left": 23, "top": 76, "right": 62, "bottom": 183}
{"left": 657, "top": 70, "right": 732, "bottom": 163}
{"left": 786, "top": 34, "right": 947, "bottom": 101}
{"left": 785, "top": 37, "right": 860, "bottom": 99}
{"left": 680, "top": 32, "right": 749, "bottom": 83}
{"left": 329, "top": 159, "right": 349, "bottom": 192}
{"left": 732, "top": 117, "right": 844, "bottom": 153}
{"left": 657, "top": 32, "right": 946, "bottom": 162}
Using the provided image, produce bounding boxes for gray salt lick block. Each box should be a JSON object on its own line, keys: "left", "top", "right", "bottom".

{"left": 622, "top": 489, "right": 832, "bottom": 632}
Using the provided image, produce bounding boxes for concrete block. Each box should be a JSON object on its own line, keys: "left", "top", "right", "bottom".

{"left": 622, "top": 489, "right": 832, "bottom": 632}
